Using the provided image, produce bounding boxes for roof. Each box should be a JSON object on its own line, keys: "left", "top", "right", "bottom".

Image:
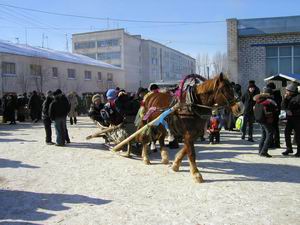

{"left": 237, "top": 15, "right": 300, "bottom": 36}
{"left": 264, "top": 73, "right": 300, "bottom": 83}
{"left": 0, "top": 40, "right": 121, "bottom": 70}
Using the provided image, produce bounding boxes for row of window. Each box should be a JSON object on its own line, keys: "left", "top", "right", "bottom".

{"left": 98, "top": 51, "right": 121, "bottom": 60}
{"left": 74, "top": 38, "right": 120, "bottom": 50}
{"left": 1, "top": 62, "right": 113, "bottom": 81}
{"left": 266, "top": 46, "right": 300, "bottom": 75}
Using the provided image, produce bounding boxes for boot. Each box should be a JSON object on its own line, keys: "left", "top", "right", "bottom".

{"left": 260, "top": 152, "right": 272, "bottom": 158}
{"left": 282, "top": 149, "right": 293, "bottom": 156}
{"left": 70, "top": 117, "right": 73, "bottom": 125}
{"left": 74, "top": 117, "right": 77, "bottom": 124}
{"left": 168, "top": 139, "right": 179, "bottom": 149}
{"left": 294, "top": 151, "right": 300, "bottom": 157}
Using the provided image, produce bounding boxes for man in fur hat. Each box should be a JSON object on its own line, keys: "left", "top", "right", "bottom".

{"left": 241, "top": 81, "right": 260, "bottom": 142}
{"left": 282, "top": 82, "right": 300, "bottom": 157}
{"left": 253, "top": 87, "right": 278, "bottom": 157}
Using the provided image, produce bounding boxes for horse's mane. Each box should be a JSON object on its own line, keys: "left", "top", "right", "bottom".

{"left": 196, "top": 74, "right": 230, "bottom": 94}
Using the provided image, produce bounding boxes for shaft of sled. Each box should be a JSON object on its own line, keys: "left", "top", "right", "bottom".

{"left": 86, "top": 123, "right": 123, "bottom": 140}
{"left": 112, "top": 104, "right": 180, "bottom": 152}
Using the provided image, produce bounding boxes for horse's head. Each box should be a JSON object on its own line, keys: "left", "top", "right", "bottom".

{"left": 196, "top": 73, "right": 243, "bottom": 117}
{"left": 212, "top": 73, "right": 243, "bottom": 117}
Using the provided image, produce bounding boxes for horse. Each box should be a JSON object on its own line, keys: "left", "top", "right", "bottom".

{"left": 136, "top": 73, "right": 242, "bottom": 183}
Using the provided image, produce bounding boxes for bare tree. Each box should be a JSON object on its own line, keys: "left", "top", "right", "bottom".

{"left": 196, "top": 53, "right": 210, "bottom": 77}
{"left": 212, "top": 52, "right": 228, "bottom": 75}
{"left": 17, "top": 72, "right": 29, "bottom": 93}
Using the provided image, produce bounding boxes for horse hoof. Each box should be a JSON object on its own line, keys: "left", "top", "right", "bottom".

{"left": 143, "top": 159, "right": 151, "bottom": 165}
{"left": 161, "top": 159, "right": 169, "bottom": 165}
{"left": 193, "top": 174, "right": 204, "bottom": 183}
{"left": 172, "top": 163, "right": 180, "bottom": 172}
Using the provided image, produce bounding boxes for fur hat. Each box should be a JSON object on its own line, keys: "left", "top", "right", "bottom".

{"left": 286, "top": 83, "right": 298, "bottom": 93}
{"left": 92, "top": 94, "right": 101, "bottom": 103}
{"left": 253, "top": 87, "right": 271, "bottom": 101}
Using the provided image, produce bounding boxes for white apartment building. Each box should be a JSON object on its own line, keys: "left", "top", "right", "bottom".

{"left": 72, "top": 29, "right": 195, "bottom": 91}
{"left": 0, "top": 40, "right": 124, "bottom": 96}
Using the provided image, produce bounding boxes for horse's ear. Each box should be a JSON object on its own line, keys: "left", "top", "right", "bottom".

{"left": 219, "top": 72, "right": 224, "bottom": 81}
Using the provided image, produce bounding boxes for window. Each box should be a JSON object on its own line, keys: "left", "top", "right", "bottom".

{"left": 2, "top": 62, "right": 16, "bottom": 75}
{"left": 294, "top": 46, "right": 300, "bottom": 74}
{"left": 266, "top": 46, "right": 300, "bottom": 76}
{"left": 74, "top": 41, "right": 95, "bottom": 49}
{"left": 30, "top": 64, "right": 42, "bottom": 76}
{"left": 83, "top": 53, "right": 96, "bottom": 59}
{"left": 67, "top": 69, "right": 76, "bottom": 79}
{"left": 97, "top": 72, "right": 102, "bottom": 81}
{"left": 107, "top": 73, "right": 113, "bottom": 81}
{"left": 84, "top": 70, "right": 92, "bottom": 80}
{"left": 97, "top": 38, "right": 120, "bottom": 47}
{"left": 97, "top": 52, "right": 121, "bottom": 60}
{"left": 52, "top": 67, "right": 58, "bottom": 78}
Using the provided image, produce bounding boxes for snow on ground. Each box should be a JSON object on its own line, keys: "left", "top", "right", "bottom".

{"left": 0, "top": 117, "right": 299, "bottom": 225}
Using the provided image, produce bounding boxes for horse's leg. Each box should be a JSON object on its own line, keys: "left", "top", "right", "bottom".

{"left": 172, "top": 146, "right": 186, "bottom": 172}
{"left": 186, "top": 139, "right": 204, "bottom": 183}
{"left": 142, "top": 142, "right": 150, "bottom": 165}
{"left": 159, "top": 134, "right": 169, "bottom": 164}
{"left": 122, "top": 142, "right": 132, "bottom": 158}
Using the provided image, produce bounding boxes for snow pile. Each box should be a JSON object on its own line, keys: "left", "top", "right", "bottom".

{"left": 0, "top": 40, "right": 120, "bottom": 70}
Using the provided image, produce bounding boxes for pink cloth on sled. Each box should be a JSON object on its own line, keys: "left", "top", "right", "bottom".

{"left": 143, "top": 107, "right": 157, "bottom": 121}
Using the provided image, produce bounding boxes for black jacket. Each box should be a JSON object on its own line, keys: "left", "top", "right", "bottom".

{"left": 242, "top": 91, "right": 256, "bottom": 116}
{"left": 282, "top": 93, "right": 300, "bottom": 119}
{"left": 42, "top": 96, "right": 53, "bottom": 120}
{"left": 49, "top": 94, "right": 70, "bottom": 120}
{"left": 28, "top": 94, "right": 42, "bottom": 111}
{"left": 88, "top": 103, "right": 104, "bottom": 123}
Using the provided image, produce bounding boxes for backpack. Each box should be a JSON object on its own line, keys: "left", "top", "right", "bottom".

{"left": 254, "top": 100, "right": 276, "bottom": 123}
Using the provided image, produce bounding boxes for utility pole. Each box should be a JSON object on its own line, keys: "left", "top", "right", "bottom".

{"left": 25, "top": 28, "right": 28, "bottom": 45}
{"left": 42, "top": 33, "right": 45, "bottom": 48}
{"left": 160, "top": 48, "right": 163, "bottom": 81}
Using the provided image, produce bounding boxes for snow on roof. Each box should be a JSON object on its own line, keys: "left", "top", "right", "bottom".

{"left": 0, "top": 40, "right": 121, "bottom": 70}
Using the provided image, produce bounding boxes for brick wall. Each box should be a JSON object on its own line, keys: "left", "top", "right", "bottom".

{"left": 238, "top": 33, "right": 300, "bottom": 91}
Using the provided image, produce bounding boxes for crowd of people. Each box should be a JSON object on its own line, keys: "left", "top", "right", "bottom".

{"left": 1, "top": 80, "right": 300, "bottom": 157}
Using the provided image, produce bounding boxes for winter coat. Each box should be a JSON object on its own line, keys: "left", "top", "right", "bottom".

{"left": 282, "top": 93, "right": 300, "bottom": 119}
{"left": 49, "top": 94, "right": 70, "bottom": 120}
{"left": 28, "top": 93, "right": 42, "bottom": 111}
{"left": 88, "top": 103, "right": 104, "bottom": 123}
{"left": 67, "top": 93, "right": 78, "bottom": 117}
{"left": 242, "top": 91, "right": 256, "bottom": 116}
{"left": 42, "top": 96, "right": 53, "bottom": 120}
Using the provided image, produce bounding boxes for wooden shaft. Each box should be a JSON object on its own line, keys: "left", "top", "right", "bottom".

{"left": 111, "top": 103, "right": 180, "bottom": 152}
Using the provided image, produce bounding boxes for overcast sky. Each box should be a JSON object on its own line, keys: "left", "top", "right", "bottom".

{"left": 0, "top": 0, "right": 299, "bottom": 58}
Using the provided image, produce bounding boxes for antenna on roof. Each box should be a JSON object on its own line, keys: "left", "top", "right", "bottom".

{"left": 65, "top": 33, "right": 69, "bottom": 52}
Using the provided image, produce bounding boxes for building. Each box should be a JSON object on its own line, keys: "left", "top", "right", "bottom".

{"left": 0, "top": 40, "right": 124, "bottom": 96}
{"left": 72, "top": 29, "right": 195, "bottom": 91}
{"left": 227, "top": 16, "right": 300, "bottom": 89}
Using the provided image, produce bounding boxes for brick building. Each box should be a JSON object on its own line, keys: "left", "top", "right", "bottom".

{"left": 227, "top": 16, "right": 300, "bottom": 90}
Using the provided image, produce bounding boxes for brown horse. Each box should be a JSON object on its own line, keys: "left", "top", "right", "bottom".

{"left": 136, "top": 73, "right": 242, "bottom": 183}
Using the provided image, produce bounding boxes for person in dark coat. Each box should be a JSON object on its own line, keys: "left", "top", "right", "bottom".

{"left": 281, "top": 83, "right": 300, "bottom": 157}
{"left": 17, "top": 94, "right": 26, "bottom": 122}
{"left": 254, "top": 87, "right": 278, "bottom": 157}
{"left": 241, "top": 81, "right": 260, "bottom": 141}
{"left": 88, "top": 94, "right": 105, "bottom": 124}
{"left": 49, "top": 89, "right": 71, "bottom": 146}
{"left": 266, "top": 82, "right": 282, "bottom": 148}
{"left": 28, "top": 91, "right": 42, "bottom": 123}
{"left": 42, "top": 91, "right": 54, "bottom": 145}
{"left": 3, "top": 93, "right": 17, "bottom": 124}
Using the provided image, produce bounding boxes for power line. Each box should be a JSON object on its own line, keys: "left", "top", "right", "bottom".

{"left": 0, "top": 3, "right": 225, "bottom": 24}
